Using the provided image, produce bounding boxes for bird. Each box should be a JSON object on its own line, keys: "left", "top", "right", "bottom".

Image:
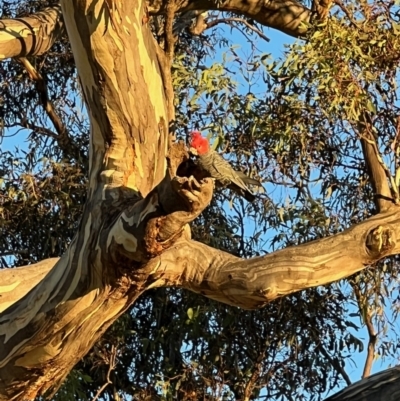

{"left": 189, "top": 131, "right": 262, "bottom": 202}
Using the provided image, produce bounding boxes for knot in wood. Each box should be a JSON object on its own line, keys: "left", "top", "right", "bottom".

{"left": 171, "top": 176, "right": 213, "bottom": 213}
{"left": 366, "top": 225, "right": 395, "bottom": 256}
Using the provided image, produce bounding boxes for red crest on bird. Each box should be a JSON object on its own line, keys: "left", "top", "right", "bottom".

{"left": 190, "top": 131, "right": 210, "bottom": 155}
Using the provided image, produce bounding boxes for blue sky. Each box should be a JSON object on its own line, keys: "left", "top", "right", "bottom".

{"left": 1, "top": 15, "right": 398, "bottom": 400}
{"left": 206, "top": 22, "right": 398, "bottom": 392}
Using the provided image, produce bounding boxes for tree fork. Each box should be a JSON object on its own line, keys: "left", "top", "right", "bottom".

{"left": 2, "top": 1, "right": 400, "bottom": 400}
{"left": 0, "top": 0, "right": 189, "bottom": 399}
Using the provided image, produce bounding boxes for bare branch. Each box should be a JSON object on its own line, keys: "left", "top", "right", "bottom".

{"left": 164, "top": 0, "right": 177, "bottom": 61}
{"left": 318, "top": 344, "right": 352, "bottom": 386}
{"left": 3, "top": 120, "right": 63, "bottom": 144}
{"left": 0, "top": 250, "right": 28, "bottom": 257}
{"left": 0, "top": 258, "right": 58, "bottom": 313}
{"left": 0, "top": 4, "right": 65, "bottom": 61}
{"left": 191, "top": 16, "right": 271, "bottom": 42}
{"left": 148, "top": 0, "right": 312, "bottom": 38}
{"left": 91, "top": 345, "right": 117, "bottom": 401}
{"left": 333, "top": 0, "right": 360, "bottom": 28}
{"left": 358, "top": 114, "right": 394, "bottom": 212}
{"left": 163, "top": 0, "right": 177, "bottom": 125}
{"left": 16, "top": 58, "right": 87, "bottom": 160}
{"left": 60, "top": 0, "right": 168, "bottom": 196}
{"left": 18, "top": 58, "right": 67, "bottom": 138}
{"left": 18, "top": 120, "right": 58, "bottom": 139}
{"left": 146, "top": 209, "right": 399, "bottom": 309}
{"left": 352, "top": 282, "right": 377, "bottom": 378}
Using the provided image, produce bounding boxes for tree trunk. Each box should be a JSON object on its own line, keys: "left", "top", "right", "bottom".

{"left": 0, "top": 1, "right": 400, "bottom": 400}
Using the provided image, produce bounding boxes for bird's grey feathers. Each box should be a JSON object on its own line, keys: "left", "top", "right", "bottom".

{"left": 196, "top": 148, "right": 261, "bottom": 202}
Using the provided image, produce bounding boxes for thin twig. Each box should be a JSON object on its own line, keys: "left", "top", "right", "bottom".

{"left": 91, "top": 345, "right": 118, "bottom": 401}
{"left": 17, "top": 57, "right": 86, "bottom": 160}
{"left": 19, "top": 119, "right": 58, "bottom": 139}
{"left": 318, "top": 343, "right": 352, "bottom": 385}
{"left": 18, "top": 58, "right": 67, "bottom": 140}
{"left": 198, "top": 17, "right": 270, "bottom": 42}
{"left": 0, "top": 250, "right": 29, "bottom": 257}
{"left": 334, "top": 0, "right": 360, "bottom": 28}
{"left": 352, "top": 283, "right": 377, "bottom": 378}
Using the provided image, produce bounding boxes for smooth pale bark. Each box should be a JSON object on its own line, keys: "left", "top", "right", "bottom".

{"left": 0, "top": 258, "right": 57, "bottom": 314}
{"left": 0, "top": 4, "right": 64, "bottom": 59}
{"left": 0, "top": 0, "right": 173, "bottom": 399}
{"left": 0, "top": 1, "right": 398, "bottom": 401}
{"left": 3, "top": 204, "right": 400, "bottom": 312}
{"left": 0, "top": 0, "right": 311, "bottom": 63}
{"left": 149, "top": 207, "right": 399, "bottom": 309}
{"left": 148, "top": 0, "right": 311, "bottom": 37}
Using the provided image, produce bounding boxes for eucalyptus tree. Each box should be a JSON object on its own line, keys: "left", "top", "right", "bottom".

{"left": 1, "top": 0, "right": 400, "bottom": 400}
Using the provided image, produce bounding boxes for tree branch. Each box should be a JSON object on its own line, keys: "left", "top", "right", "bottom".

{"left": 0, "top": 4, "right": 65, "bottom": 61}
{"left": 18, "top": 57, "right": 66, "bottom": 139}
{"left": 91, "top": 345, "right": 117, "bottom": 401}
{"left": 190, "top": 16, "right": 270, "bottom": 42}
{"left": 333, "top": 0, "right": 359, "bottom": 28}
{"left": 154, "top": 0, "right": 177, "bottom": 129}
{"left": 325, "top": 366, "right": 400, "bottom": 401}
{"left": 146, "top": 207, "right": 400, "bottom": 309}
{"left": 61, "top": 0, "right": 168, "bottom": 197}
{"left": 0, "top": 258, "right": 58, "bottom": 313}
{"left": 352, "top": 282, "right": 377, "bottom": 379}
{"left": 149, "top": 0, "right": 312, "bottom": 38}
{"left": 357, "top": 114, "right": 394, "bottom": 212}
{"left": 317, "top": 344, "right": 352, "bottom": 386}
{"left": 17, "top": 120, "right": 58, "bottom": 139}
{"left": 17, "top": 57, "right": 85, "bottom": 158}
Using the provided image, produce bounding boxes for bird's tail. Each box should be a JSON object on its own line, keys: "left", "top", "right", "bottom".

{"left": 236, "top": 171, "right": 262, "bottom": 187}
{"left": 227, "top": 184, "right": 257, "bottom": 202}
{"left": 243, "top": 190, "right": 256, "bottom": 203}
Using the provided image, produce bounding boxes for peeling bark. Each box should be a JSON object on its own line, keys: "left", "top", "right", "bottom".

{"left": 148, "top": 0, "right": 312, "bottom": 37}
{"left": 1, "top": 1, "right": 400, "bottom": 400}
{"left": 0, "top": 1, "right": 211, "bottom": 398}
{"left": 144, "top": 207, "right": 398, "bottom": 309}
{"left": 0, "top": 258, "right": 58, "bottom": 314}
{"left": 0, "top": 5, "right": 65, "bottom": 59}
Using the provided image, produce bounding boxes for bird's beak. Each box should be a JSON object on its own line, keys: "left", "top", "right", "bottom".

{"left": 189, "top": 147, "right": 198, "bottom": 155}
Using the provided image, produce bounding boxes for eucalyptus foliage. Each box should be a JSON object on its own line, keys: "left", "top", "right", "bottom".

{"left": 2, "top": 0, "right": 400, "bottom": 400}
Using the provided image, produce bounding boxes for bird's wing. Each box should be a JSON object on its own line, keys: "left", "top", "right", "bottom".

{"left": 210, "top": 153, "right": 251, "bottom": 191}
{"left": 235, "top": 171, "right": 262, "bottom": 187}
